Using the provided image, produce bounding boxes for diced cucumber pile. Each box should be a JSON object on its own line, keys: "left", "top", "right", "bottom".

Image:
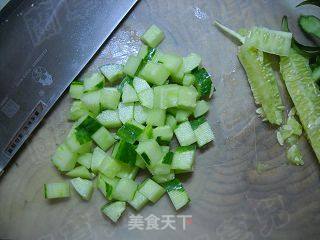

{"left": 44, "top": 25, "right": 215, "bottom": 223}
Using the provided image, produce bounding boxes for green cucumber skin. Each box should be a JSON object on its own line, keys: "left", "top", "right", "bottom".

{"left": 238, "top": 46, "right": 284, "bottom": 125}
{"left": 280, "top": 49, "right": 320, "bottom": 161}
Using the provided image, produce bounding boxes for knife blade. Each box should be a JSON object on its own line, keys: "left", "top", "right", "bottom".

{"left": 0, "top": 0, "right": 138, "bottom": 174}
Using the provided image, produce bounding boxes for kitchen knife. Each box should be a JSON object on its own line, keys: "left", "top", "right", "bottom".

{"left": 0, "top": 0, "right": 138, "bottom": 174}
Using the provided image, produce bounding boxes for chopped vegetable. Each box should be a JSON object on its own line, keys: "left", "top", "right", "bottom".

{"left": 141, "top": 25, "right": 165, "bottom": 48}
{"left": 70, "top": 177, "right": 94, "bottom": 200}
{"left": 299, "top": 15, "right": 320, "bottom": 39}
{"left": 100, "top": 64, "right": 124, "bottom": 83}
{"left": 101, "top": 201, "right": 126, "bottom": 223}
{"left": 163, "top": 179, "right": 190, "bottom": 210}
{"left": 139, "top": 179, "right": 165, "bottom": 203}
{"left": 44, "top": 182, "right": 70, "bottom": 199}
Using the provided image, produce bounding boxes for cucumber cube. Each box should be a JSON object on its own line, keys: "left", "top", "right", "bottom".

{"left": 66, "top": 166, "right": 92, "bottom": 179}
{"left": 172, "top": 146, "right": 195, "bottom": 171}
{"left": 70, "top": 177, "right": 94, "bottom": 200}
{"left": 153, "top": 125, "right": 173, "bottom": 142}
{"left": 101, "top": 201, "right": 126, "bottom": 223}
{"left": 138, "top": 88, "right": 154, "bottom": 109}
{"left": 178, "top": 86, "right": 197, "bottom": 108}
{"left": 65, "top": 133, "right": 92, "bottom": 154}
{"left": 136, "top": 139, "right": 163, "bottom": 164}
{"left": 141, "top": 25, "right": 164, "bottom": 48}
{"left": 183, "top": 74, "right": 195, "bottom": 86}
{"left": 92, "top": 127, "right": 115, "bottom": 151}
{"left": 83, "top": 72, "right": 105, "bottom": 92}
{"left": 44, "top": 182, "right": 70, "bottom": 199}
{"left": 160, "top": 53, "right": 183, "bottom": 74}
{"left": 194, "top": 100, "right": 210, "bottom": 117}
{"left": 118, "top": 102, "right": 134, "bottom": 123}
{"left": 128, "top": 190, "right": 149, "bottom": 211}
{"left": 69, "top": 82, "right": 84, "bottom": 99}
{"left": 133, "top": 77, "right": 151, "bottom": 94}
{"left": 146, "top": 108, "right": 166, "bottom": 126}
{"left": 134, "top": 104, "right": 147, "bottom": 124}
{"left": 183, "top": 53, "right": 201, "bottom": 73}
{"left": 139, "top": 62, "right": 170, "bottom": 85}
{"left": 98, "top": 155, "right": 122, "bottom": 178}
{"left": 152, "top": 172, "right": 175, "bottom": 184}
{"left": 91, "top": 147, "right": 107, "bottom": 173}
{"left": 116, "top": 163, "right": 139, "bottom": 180}
{"left": 175, "top": 109, "right": 192, "bottom": 123}
{"left": 164, "top": 179, "right": 190, "bottom": 210}
{"left": 174, "top": 121, "right": 197, "bottom": 146}
{"left": 113, "top": 178, "right": 138, "bottom": 201}
{"left": 97, "top": 174, "right": 120, "bottom": 200}
{"left": 123, "top": 56, "right": 142, "bottom": 77}
{"left": 139, "top": 179, "right": 165, "bottom": 203}
{"left": 166, "top": 114, "right": 177, "bottom": 130}
{"left": 81, "top": 91, "right": 101, "bottom": 114}
{"left": 100, "top": 88, "right": 121, "bottom": 110}
{"left": 137, "top": 44, "right": 149, "bottom": 59}
{"left": 100, "top": 64, "right": 124, "bottom": 83}
{"left": 77, "top": 153, "right": 92, "bottom": 169}
{"left": 96, "top": 110, "right": 122, "bottom": 128}
{"left": 69, "top": 101, "right": 89, "bottom": 121}
{"left": 52, "top": 144, "right": 77, "bottom": 172}
{"left": 171, "top": 64, "right": 184, "bottom": 84}
{"left": 193, "top": 122, "right": 215, "bottom": 147}
{"left": 135, "top": 154, "right": 147, "bottom": 169}
{"left": 122, "top": 83, "right": 138, "bottom": 103}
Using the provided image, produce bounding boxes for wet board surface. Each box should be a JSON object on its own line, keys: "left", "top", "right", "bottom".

{"left": 1, "top": 0, "right": 320, "bottom": 239}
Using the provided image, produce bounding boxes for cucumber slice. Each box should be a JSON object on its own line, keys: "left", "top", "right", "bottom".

{"left": 146, "top": 108, "right": 166, "bottom": 126}
{"left": 138, "top": 88, "right": 154, "bottom": 109}
{"left": 193, "top": 122, "right": 215, "bottom": 147}
{"left": 83, "top": 72, "right": 105, "bottom": 92}
{"left": 174, "top": 121, "right": 197, "bottom": 146}
{"left": 44, "top": 182, "right": 70, "bottom": 199}
{"left": 114, "top": 140, "right": 137, "bottom": 166}
{"left": 133, "top": 77, "right": 151, "bottom": 94}
{"left": 139, "top": 62, "right": 170, "bottom": 85}
{"left": 134, "top": 104, "right": 148, "bottom": 124}
{"left": 100, "top": 88, "right": 121, "bottom": 110}
{"left": 246, "top": 27, "right": 292, "bottom": 56}
{"left": 128, "top": 190, "right": 149, "bottom": 211}
{"left": 100, "top": 64, "right": 124, "bottom": 83}
{"left": 138, "top": 179, "right": 165, "bottom": 203}
{"left": 101, "top": 201, "right": 126, "bottom": 223}
{"left": 91, "top": 147, "right": 107, "bottom": 173}
{"left": 163, "top": 178, "right": 190, "bottom": 210}
{"left": 77, "top": 153, "right": 92, "bottom": 169}
{"left": 69, "top": 81, "right": 84, "bottom": 99}
{"left": 96, "top": 110, "right": 122, "bottom": 128}
{"left": 66, "top": 166, "right": 93, "bottom": 179}
{"left": 69, "top": 101, "right": 89, "bottom": 121}
{"left": 172, "top": 145, "right": 196, "bottom": 171}
{"left": 70, "top": 177, "right": 94, "bottom": 200}
{"left": 116, "top": 122, "right": 144, "bottom": 143}
{"left": 183, "top": 53, "right": 201, "bottom": 73}
{"left": 52, "top": 144, "right": 77, "bottom": 172}
{"left": 98, "top": 155, "right": 122, "bottom": 178}
{"left": 141, "top": 25, "right": 164, "bottom": 48}
{"left": 194, "top": 100, "right": 210, "bottom": 117}
{"left": 91, "top": 127, "right": 115, "bottom": 151}
{"left": 183, "top": 74, "right": 195, "bottom": 86}
{"left": 118, "top": 102, "right": 134, "bottom": 123}
{"left": 112, "top": 178, "right": 138, "bottom": 201}
{"left": 152, "top": 172, "right": 175, "bottom": 184}
{"left": 160, "top": 53, "right": 183, "bottom": 74}
{"left": 81, "top": 90, "right": 101, "bottom": 114}
{"left": 238, "top": 46, "right": 284, "bottom": 125}
{"left": 153, "top": 125, "right": 173, "bottom": 142}
{"left": 123, "top": 56, "right": 142, "bottom": 77}
{"left": 122, "top": 83, "right": 138, "bottom": 103}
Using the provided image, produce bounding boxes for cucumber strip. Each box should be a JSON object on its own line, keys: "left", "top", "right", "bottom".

{"left": 96, "top": 110, "right": 122, "bottom": 128}
{"left": 91, "top": 147, "right": 107, "bottom": 173}
{"left": 238, "top": 46, "right": 284, "bottom": 125}
{"left": 166, "top": 114, "right": 177, "bottom": 130}
{"left": 91, "top": 127, "right": 115, "bottom": 151}
{"left": 192, "top": 67, "right": 214, "bottom": 99}
{"left": 138, "top": 179, "right": 165, "bottom": 203}
{"left": 114, "top": 140, "right": 137, "bottom": 166}
{"left": 116, "top": 122, "right": 144, "bottom": 143}
{"left": 174, "top": 121, "right": 197, "bottom": 146}
{"left": 136, "top": 139, "right": 163, "bottom": 164}
{"left": 52, "top": 144, "right": 77, "bottom": 172}
{"left": 141, "top": 25, "right": 164, "bottom": 48}
{"left": 139, "top": 62, "right": 170, "bottom": 85}
{"left": 152, "top": 172, "right": 175, "bottom": 184}
{"left": 81, "top": 91, "right": 101, "bottom": 114}
{"left": 280, "top": 49, "right": 320, "bottom": 160}
{"left": 122, "top": 83, "right": 139, "bottom": 103}
{"left": 100, "top": 64, "right": 124, "bottom": 83}
{"left": 183, "top": 53, "right": 201, "bottom": 73}
{"left": 193, "top": 122, "right": 215, "bottom": 147}
{"left": 299, "top": 15, "right": 320, "bottom": 39}
{"left": 153, "top": 125, "right": 173, "bottom": 142}
{"left": 138, "top": 88, "right": 154, "bottom": 109}
{"left": 69, "top": 101, "right": 89, "bottom": 121}
{"left": 69, "top": 81, "right": 84, "bottom": 99}
{"left": 133, "top": 77, "right": 151, "bottom": 94}
{"left": 116, "top": 163, "right": 139, "bottom": 180}
{"left": 44, "top": 182, "right": 70, "bottom": 199}
{"left": 134, "top": 104, "right": 148, "bottom": 124}
{"left": 66, "top": 166, "right": 92, "bottom": 179}
{"left": 123, "top": 56, "right": 142, "bottom": 77}
{"left": 77, "top": 153, "right": 92, "bottom": 169}
{"left": 287, "top": 144, "right": 304, "bottom": 166}
{"left": 70, "top": 177, "right": 94, "bottom": 200}
{"left": 194, "top": 100, "right": 210, "bottom": 117}
{"left": 146, "top": 108, "right": 166, "bottom": 126}
{"left": 101, "top": 201, "right": 126, "bottom": 223}
{"left": 159, "top": 53, "right": 183, "bottom": 74}
{"left": 163, "top": 179, "right": 190, "bottom": 210}
{"left": 172, "top": 145, "right": 196, "bottom": 171}
{"left": 112, "top": 178, "right": 138, "bottom": 201}
{"left": 214, "top": 21, "right": 245, "bottom": 43}
{"left": 83, "top": 72, "right": 105, "bottom": 92}
{"left": 98, "top": 155, "right": 122, "bottom": 178}
{"left": 128, "top": 190, "right": 149, "bottom": 211}
{"left": 178, "top": 86, "right": 198, "bottom": 109}
{"left": 118, "top": 102, "right": 134, "bottom": 123}
{"left": 100, "top": 88, "right": 121, "bottom": 110}
{"left": 183, "top": 74, "right": 195, "bottom": 86}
